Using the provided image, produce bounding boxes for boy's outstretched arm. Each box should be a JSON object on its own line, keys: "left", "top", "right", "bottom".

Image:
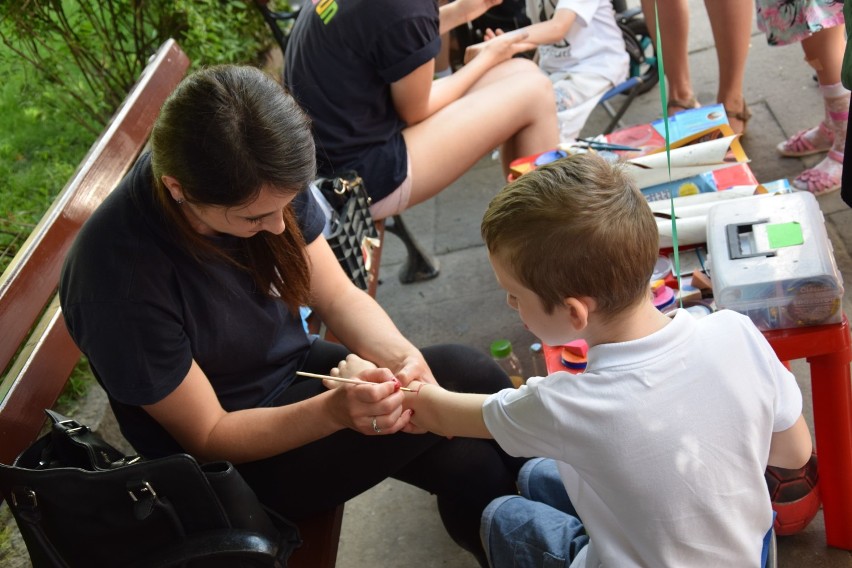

{"left": 405, "top": 383, "right": 493, "bottom": 439}
{"left": 768, "top": 415, "right": 813, "bottom": 469}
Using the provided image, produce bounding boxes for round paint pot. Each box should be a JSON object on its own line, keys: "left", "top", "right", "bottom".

{"left": 651, "top": 280, "right": 675, "bottom": 312}
{"left": 682, "top": 301, "right": 714, "bottom": 318}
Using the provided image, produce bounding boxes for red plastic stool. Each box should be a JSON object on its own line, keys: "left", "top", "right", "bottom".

{"left": 763, "top": 314, "right": 852, "bottom": 550}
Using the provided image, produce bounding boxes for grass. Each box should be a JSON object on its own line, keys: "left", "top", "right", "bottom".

{"left": 0, "top": 40, "right": 99, "bottom": 564}
{"left": 0, "top": 45, "right": 95, "bottom": 275}
{"left": 0, "top": 40, "right": 98, "bottom": 393}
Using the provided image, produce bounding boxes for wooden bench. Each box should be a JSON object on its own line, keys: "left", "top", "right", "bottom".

{"left": 0, "top": 38, "right": 353, "bottom": 568}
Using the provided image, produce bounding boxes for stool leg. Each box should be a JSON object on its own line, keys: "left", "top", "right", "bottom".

{"left": 809, "top": 348, "right": 852, "bottom": 550}
{"left": 385, "top": 215, "right": 440, "bottom": 284}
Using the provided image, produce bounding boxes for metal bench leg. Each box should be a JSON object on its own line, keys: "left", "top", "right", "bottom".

{"left": 385, "top": 215, "right": 440, "bottom": 284}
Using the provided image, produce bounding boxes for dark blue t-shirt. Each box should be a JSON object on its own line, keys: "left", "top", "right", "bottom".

{"left": 284, "top": 0, "right": 441, "bottom": 201}
{"left": 59, "top": 153, "right": 326, "bottom": 457}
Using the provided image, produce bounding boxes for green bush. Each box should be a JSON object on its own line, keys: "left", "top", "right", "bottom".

{"left": 0, "top": 1, "right": 273, "bottom": 135}
{"left": 0, "top": 1, "right": 276, "bottom": 275}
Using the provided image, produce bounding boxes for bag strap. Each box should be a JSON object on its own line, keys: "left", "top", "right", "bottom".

{"left": 44, "top": 409, "right": 142, "bottom": 470}
{"left": 315, "top": 171, "right": 369, "bottom": 211}
{"left": 7, "top": 481, "right": 72, "bottom": 568}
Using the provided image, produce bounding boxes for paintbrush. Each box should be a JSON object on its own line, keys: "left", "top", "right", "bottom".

{"left": 296, "top": 371, "right": 416, "bottom": 391}
{"left": 574, "top": 138, "right": 642, "bottom": 152}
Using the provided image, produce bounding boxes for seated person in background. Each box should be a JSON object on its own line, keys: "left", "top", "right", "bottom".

{"left": 59, "top": 65, "right": 526, "bottom": 568}
{"left": 467, "top": 0, "right": 630, "bottom": 142}
{"left": 284, "top": 0, "right": 559, "bottom": 220}
{"left": 340, "top": 153, "right": 813, "bottom": 567}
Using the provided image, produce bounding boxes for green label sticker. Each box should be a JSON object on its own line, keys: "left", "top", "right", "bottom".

{"left": 766, "top": 222, "right": 803, "bottom": 248}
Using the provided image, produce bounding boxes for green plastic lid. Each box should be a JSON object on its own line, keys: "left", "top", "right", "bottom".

{"left": 490, "top": 339, "right": 513, "bottom": 358}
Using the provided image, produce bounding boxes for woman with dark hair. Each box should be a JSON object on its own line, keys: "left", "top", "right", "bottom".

{"left": 284, "top": 0, "right": 559, "bottom": 220}
{"left": 58, "top": 65, "right": 523, "bottom": 566}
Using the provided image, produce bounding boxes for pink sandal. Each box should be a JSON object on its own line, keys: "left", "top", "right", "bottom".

{"left": 792, "top": 150, "right": 844, "bottom": 195}
{"left": 777, "top": 122, "right": 835, "bottom": 157}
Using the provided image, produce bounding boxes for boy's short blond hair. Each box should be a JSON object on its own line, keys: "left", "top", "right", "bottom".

{"left": 481, "top": 153, "right": 659, "bottom": 317}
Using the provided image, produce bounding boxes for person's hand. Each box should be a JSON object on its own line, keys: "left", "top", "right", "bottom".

{"left": 393, "top": 355, "right": 438, "bottom": 387}
{"left": 483, "top": 27, "right": 502, "bottom": 41}
{"left": 457, "top": 0, "right": 503, "bottom": 24}
{"left": 330, "top": 353, "right": 377, "bottom": 382}
{"left": 327, "top": 367, "right": 413, "bottom": 435}
{"left": 463, "top": 29, "right": 536, "bottom": 65}
{"left": 400, "top": 379, "right": 430, "bottom": 435}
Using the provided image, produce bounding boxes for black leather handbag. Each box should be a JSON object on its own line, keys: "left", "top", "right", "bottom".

{"left": 315, "top": 172, "right": 380, "bottom": 291}
{"left": 0, "top": 409, "right": 301, "bottom": 568}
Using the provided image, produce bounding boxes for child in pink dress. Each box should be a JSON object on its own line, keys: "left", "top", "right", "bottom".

{"left": 759, "top": 0, "right": 848, "bottom": 195}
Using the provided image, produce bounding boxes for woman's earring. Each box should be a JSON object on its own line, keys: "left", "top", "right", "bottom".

{"left": 176, "top": 198, "right": 184, "bottom": 205}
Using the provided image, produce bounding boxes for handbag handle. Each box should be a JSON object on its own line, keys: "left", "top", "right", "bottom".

{"left": 8, "top": 487, "right": 72, "bottom": 568}
{"left": 41, "top": 409, "right": 141, "bottom": 470}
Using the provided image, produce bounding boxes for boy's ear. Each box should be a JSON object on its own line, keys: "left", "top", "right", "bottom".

{"left": 563, "top": 297, "right": 596, "bottom": 331}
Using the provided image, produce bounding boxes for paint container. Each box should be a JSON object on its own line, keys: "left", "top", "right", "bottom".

{"left": 681, "top": 300, "right": 714, "bottom": 319}
{"left": 560, "top": 340, "right": 588, "bottom": 372}
{"left": 652, "top": 256, "right": 672, "bottom": 281}
{"left": 651, "top": 279, "right": 675, "bottom": 312}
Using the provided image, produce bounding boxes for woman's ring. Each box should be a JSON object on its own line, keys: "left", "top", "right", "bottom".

{"left": 371, "top": 416, "right": 382, "bottom": 434}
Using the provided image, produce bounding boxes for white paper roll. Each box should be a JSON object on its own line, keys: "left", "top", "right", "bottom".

{"left": 648, "top": 186, "right": 759, "bottom": 214}
{"left": 657, "top": 216, "right": 708, "bottom": 248}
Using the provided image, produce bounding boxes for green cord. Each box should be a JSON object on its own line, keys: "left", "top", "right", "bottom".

{"left": 653, "top": 1, "right": 683, "bottom": 306}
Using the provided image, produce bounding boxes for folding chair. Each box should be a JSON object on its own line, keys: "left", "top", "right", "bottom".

{"left": 597, "top": 4, "right": 659, "bottom": 134}
{"left": 252, "top": 1, "right": 440, "bottom": 284}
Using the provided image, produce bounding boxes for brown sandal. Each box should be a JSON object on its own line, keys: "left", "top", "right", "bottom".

{"left": 725, "top": 103, "right": 752, "bottom": 137}
{"left": 667, "top": 97, "right": 700, "bottom": 116}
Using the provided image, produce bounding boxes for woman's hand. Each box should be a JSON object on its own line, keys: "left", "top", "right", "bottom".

{"left": 393, "top": 355, "right": 438, "bottom": 387}
{"left": 463, "top": 29, "right": 536, "bottom": 65}
{"left": 330, "top": 353, "right": 378, "bottom": 381}
{"left": 483, "top": 27, "right": 502, "bottom": 41}
{"left": 326, "top": 368, "right": 413, "bottom": 435}
{"left": 331, "top": 353, "right": 433, "bottom": 434}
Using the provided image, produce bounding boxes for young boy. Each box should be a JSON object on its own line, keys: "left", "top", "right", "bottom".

{"left": 340, "top": 153, "right": 812, "bottom": 567}
{"left": 465, "top": 0, "right": 629, "bottom": 142}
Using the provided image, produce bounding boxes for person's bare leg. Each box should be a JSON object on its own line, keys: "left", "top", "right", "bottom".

{"left": 704, "top": 0, "right": 752, "bottom": 133}
{"left": 791, "top": 26, "right": 849, "bottom": 194}
{"left": 778, "top": 26, "right": 847, "bottom": 158}
{"left": 641, "top": 0, "right": 696, "bottom": 114}
{"left": 402, "top": 58, "right": 558, "bottom": 209}
{"left": 803, "top": 25, "right": 845, "bottom": 86}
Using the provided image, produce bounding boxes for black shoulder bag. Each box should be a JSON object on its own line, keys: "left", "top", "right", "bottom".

{"left": 0, "top": 409, "right": 301, "bottom": 568}
{"left": 315, "top": 172, "right": 381, "bottom": 291}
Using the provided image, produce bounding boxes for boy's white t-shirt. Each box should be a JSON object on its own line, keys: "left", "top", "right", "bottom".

{"left": 482, "top": 309, "right": 802, "bottom": 568}
{"left": 525, "top": 0, "right": 629, "bottom": 84}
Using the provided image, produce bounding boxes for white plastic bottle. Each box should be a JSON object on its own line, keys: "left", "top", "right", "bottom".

{"left": 490, "top": 339, "right": 525, "bottom": 388}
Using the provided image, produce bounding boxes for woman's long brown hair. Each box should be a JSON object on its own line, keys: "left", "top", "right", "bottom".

{"left": 150, "top": 65, "right": 316, "bottom": 313}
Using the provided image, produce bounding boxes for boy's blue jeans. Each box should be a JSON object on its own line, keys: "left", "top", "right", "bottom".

{"left": 482, "top": 457, "right": 776, "bottom": 568}
{"left": 480, "top": 458, "right": 589, "bottom": 568}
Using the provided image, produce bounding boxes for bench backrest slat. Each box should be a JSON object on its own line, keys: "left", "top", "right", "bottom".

{"left": 0, "top": 39, "right": 190, "bottom": 463}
